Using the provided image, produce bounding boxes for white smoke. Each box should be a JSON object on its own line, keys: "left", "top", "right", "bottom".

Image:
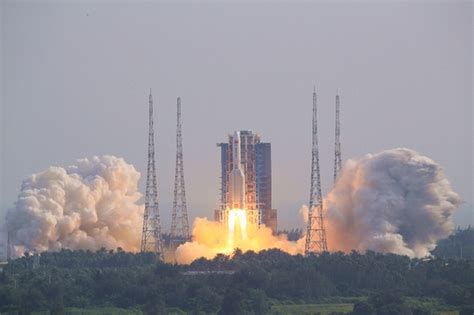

{"left": 5, "top": 149, "right": 461, "bottom": 260}
{"left": 299, "top": 205, "right": 309, "bottom": 224}
{"left": 6, "top": 156, "right": 144, "bottom": 257}
{"left": 325, "top": 148, "right": 461, "bottom": 258}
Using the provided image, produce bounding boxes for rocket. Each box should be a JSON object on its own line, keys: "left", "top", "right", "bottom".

{"left": 228, "top": 131, "right": 246, "bottom": 210}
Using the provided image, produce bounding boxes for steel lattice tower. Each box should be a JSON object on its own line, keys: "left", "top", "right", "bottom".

{"left": 6, "top": 231, "right": 11, "bottom": 261}
{"left": 170, "top": 97, "right": 190, "bottom": 247}
{"left": 305, "top": 87, "right": 328, "bottom": 255}
{"left": 333, "top": 93, "right": 342, "bottom": 183}
{"left": 140, "top": 89, "right": 164, "bottom": 259}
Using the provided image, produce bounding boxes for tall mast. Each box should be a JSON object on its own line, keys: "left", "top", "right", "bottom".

{"left": 170, "top": 97, "right": 190, "bottom": 247}
{"left": 305, "top": 87, "right": 328, "bottom": 255}
{"left": 140, "top": 89, "right": 164, "bottom": 259}
{"left": 333, "top": 92, "right": 342, "bottom": 183}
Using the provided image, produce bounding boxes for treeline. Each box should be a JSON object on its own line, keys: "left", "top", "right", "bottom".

{"left": 0, "top": 247, "right": 473, "bottom": 314}
{"left": 432, "top": 226, "right": 474, "bottom": 259}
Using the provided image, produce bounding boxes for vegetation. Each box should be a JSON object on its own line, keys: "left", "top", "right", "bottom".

{"left": 432, "top": 227, "right": 474, "bottom": 259}
{"left": 271, "top": 303, "right": 353, "bottom": 314}
{"left": 0, "top": 229, "right": 473, "bottom": 314}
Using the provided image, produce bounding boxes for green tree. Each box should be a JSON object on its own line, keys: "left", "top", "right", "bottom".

{"left": 352, "top": 301, "right": 375, "bottom": 315}
{"left": 218, "top": 289, "right": 244, "bottom": 315}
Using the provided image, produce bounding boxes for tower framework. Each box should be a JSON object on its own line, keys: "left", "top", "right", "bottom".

{"left": 170, "top": 97, "right": 190, "bottom": 247}
{"left": 140, "top": 90, "right": 164, "bottom": 259}
{"left": 215, "top": 131, "right": 272, "bottom": 231}
{"left": 6, "top": 231, "right": 11, "bottom": 261}
{"left": 333, "top": 93, "right": 342, "bottom": 183}
{"left": 305, "top": 88, "right": 328, "bottom": 255}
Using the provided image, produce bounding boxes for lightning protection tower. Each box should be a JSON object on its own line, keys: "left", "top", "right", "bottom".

{"left": 305, "top": 87, "right": 328, "bottom": 255}
{"left": 170, "top": 97, "right": 190, "bottom": 247}
{"left": 6, "top": 231, "right": 11, "bottom": 261}
{"left": 333, "top": 92, "right": 342, "bottom": 183}
{"left": 141, "top": 89, "right": 164, "bottom": 259}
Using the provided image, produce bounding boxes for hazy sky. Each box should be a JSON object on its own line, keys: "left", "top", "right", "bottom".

{"left": 1, "top": 1, "right": 472, "bottom": 230}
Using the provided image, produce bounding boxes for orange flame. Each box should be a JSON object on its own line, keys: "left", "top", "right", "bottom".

{"left": 174, "top": 214, "right": 305, "bottom": 264}
{"left": 227, "top": 208, "right": 247, "bottom": 248}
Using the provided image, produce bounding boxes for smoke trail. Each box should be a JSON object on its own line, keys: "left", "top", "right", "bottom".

{"left": 6, "top": 156, "right": 144, "bottom": 257}
{"left": 324, "top": 148, "right": 461, "bottom": 257}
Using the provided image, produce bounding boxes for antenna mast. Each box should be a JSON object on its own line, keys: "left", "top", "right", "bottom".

{"left": 6, "top": 231, "right": 11, "bottom": 261}
{"left": 305, "top": 87, "right": 328, "bottom": 255}
{"left": 141, "top": 89, "right": 164, "bottom": 259}
{"left": 333, "top": 92, "right": 342, "bottom": 183}
{"left": 170, "top": 97, "right": 190, "bottom": 247}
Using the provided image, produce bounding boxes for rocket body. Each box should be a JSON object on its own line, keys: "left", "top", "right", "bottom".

{"left": 228, "top": 131, "right": 246, "bottom": 210}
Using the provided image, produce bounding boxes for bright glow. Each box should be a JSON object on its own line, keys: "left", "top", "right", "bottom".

{"left": 228, "top": 208, "right": 247, "bottom": 248}
{"left": 174, "top": 214, "right": 304, "bottom": 264}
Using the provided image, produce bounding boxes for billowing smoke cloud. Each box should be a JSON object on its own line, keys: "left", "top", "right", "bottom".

{"left": 324, "top": 148, "right": 461, "bottom": 258}
{"left": 6, "top": 156, "right": 144, "bottom": 257}
{"left": 5, "top": 148, "right": 460, "bottom": 261}
{"left": 299, "top": 205, "right": 309, "bottom": 224}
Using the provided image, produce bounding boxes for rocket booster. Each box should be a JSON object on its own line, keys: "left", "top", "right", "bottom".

{"left": 228, "top": 131, "right": 246, "bottom": 210}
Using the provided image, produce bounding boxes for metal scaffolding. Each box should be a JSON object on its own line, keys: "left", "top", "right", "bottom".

{"left": 170, "top": 97, "right": 190, "bottom": 247}
{"left": 305, "top": 87, "right": 328, "bottom": 255}
{"left": 140, "top": 89, "right": 164, "bottom": 259}
{"left": 334, "top": 93, "right": 342, "bottom": 183}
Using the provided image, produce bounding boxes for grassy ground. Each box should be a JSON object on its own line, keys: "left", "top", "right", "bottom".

{"left": 30, "top": 308, "right": 143, "bottom": 315}
{"left": 25, "top": 299, "right": 462, "bottom": 315}
{"left": 270, "top": 303, "right": 353, "bottom": 315}
{"left": 60, "top": 308, "right": 185, "bottom": 315}
{"left": 406, "top": 297, "right": 460, "bottom": 315}
{"left": 270, "top": 298, "right": 461, "bottom": 315}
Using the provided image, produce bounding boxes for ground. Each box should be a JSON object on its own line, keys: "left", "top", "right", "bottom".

{"left": 23, "top": 301, "right": 462, "bottom": 315}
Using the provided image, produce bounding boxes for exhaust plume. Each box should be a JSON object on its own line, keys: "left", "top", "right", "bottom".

{"left": 175, "top": 217, "right": 304, "bottom": 264}
{"left": 325, "top": 148, "right": 461, "bottom": 257}
{"left": 6, "top": 156, "right": 144, "bottom": 257}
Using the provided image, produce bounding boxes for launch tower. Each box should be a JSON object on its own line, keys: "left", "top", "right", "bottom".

{"left": 170, "top": 97, "right": 190, "bottom": 247}
{"left": 140, "top": 90, "right": 164, "bottom": 259}
{"left": 305, "top": 88, "right": 328, "bottom": 255}
{"left": 216, "top": 131, "right": 277, "bottom": 233}
{"left": 333, "top": 92, "right": 342, "bottom": 183}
